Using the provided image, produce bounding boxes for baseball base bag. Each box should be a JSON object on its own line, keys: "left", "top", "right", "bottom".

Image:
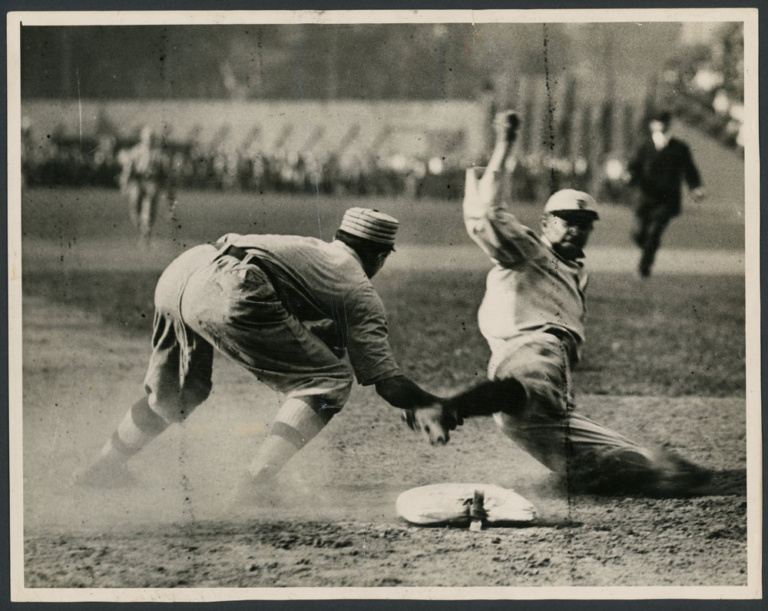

{"left": 396, "top": 483, "right": 537, "bottom": 529}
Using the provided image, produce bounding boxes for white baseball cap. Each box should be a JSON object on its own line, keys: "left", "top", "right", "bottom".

{"left": 543, "top": 189, "right": 600, "bottom": 220}
{"left": 339, "top": 207, "right": 399, "bottom": 248}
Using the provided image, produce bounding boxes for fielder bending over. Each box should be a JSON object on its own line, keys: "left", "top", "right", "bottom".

{"left": 78, "top": 208, "right": 455, "bottom": 498}
{"left": 459, "top": 112, "right": 710, "bottom": 495}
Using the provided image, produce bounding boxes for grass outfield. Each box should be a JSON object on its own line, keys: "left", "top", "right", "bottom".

{"left": 22, "top": 267, "right": 745, "bottom": 397}
{"left": 21, "top": 186, "right": 746, "bottom": 250}
{"left": 20, "top": 186, "right": 746, "bottom": 395}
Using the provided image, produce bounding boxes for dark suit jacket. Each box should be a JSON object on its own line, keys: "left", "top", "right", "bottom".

{"left": 628, "top": 137, "right": 702, "bottom": 217}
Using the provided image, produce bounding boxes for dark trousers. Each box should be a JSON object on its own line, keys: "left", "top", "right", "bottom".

{"left": 632, "top": 205, "right": 675, "bottom": 276}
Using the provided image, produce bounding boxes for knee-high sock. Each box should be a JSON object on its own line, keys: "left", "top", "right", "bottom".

{"left": 247, "top": 397, "right": 331, "bottom": 481}
{"left": 98, "top": 396, "right": 169, "bottom": 463}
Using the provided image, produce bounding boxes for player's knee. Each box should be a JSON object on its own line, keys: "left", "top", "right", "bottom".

{"left": 146, "top": 383, "right": 210, "bottom": 424}
{"left": 311, "top": 379, "right": 352, "bottom": 423}
{"left": 313, "top": 396, "right": 346, "bottom": 424}
{"left": 328, "top": 369, "right": 353, "bottom": 402}
{"left": 176, "top": 384, "right": 210, "bottom": 420}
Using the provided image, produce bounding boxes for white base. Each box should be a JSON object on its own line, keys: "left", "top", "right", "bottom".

{"left": 396, "top": 483, "right": 537, "bottom": 527}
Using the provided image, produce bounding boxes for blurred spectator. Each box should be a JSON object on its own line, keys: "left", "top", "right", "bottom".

{"left": 22, "top": 121, "right": 612, "bottom": 206}
{"left": 626, "top": 110, "right": 706, "bottom": 278}
{"left": 657, "top": 23, "right": 744, "bottom": 151}
{"left": 119, "top": 125, "right": 174, "bottom": 248}
{"left": 600, "top": 156, "right": 628, "bottom": 202}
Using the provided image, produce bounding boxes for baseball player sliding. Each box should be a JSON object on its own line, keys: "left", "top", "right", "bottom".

{"left": 426, "top": 112, "right": 711, "bottom": 496}
{"left": 77, "top": 208, "right": 455, "bottom": 500}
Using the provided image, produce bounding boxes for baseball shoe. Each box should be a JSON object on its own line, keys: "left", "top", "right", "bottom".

{"left": 73, "top": 459, "right": 136, "bottom": 489}
{"left": 641, "top": 453, "right": 713, "bottom": 498}
{"left": 566, "top": 448, "right": 658, "bottom": 495}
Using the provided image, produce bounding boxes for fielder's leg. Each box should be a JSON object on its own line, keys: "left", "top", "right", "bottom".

{"left": 247, "top": 397, "right": 339, "bottom": 481}
{"left": 76, "top": 246, "right": 216, "bottom": 487}
{"left": 75, "top": 396, "right": 169, "bottom": 487}
{"left": 180, "top": 245, "right": 353, "bottom": 507}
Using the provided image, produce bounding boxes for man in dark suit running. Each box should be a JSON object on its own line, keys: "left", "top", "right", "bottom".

{"left": 627, "top": 110, "right": 706, "bottom": 277}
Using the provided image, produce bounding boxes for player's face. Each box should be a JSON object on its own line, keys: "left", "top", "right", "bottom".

{"left": 365, "top": 250, "right": 391, "bottom": 278}
{"left": 541, "top": 213, "right": 595, "bottom": 260}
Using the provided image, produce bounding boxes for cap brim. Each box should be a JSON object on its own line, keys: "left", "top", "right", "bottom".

{"left": 551, "top": 210, "right": 599, "bottom": 221}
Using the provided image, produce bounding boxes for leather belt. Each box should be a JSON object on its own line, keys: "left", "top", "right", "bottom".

{"left": 544, "top": 327, "right": 572, "bottom": 342}
{"left": 214, "top": 241, "right": 253, "bottom": 263}
{"left": 213, "top": 241, "right": 283, "bottom": 290}
{"left": 543, "top": 326, "right": 578, "bottom": 362}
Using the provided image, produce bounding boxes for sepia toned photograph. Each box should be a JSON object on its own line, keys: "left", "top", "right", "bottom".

{"left": 8, "top": 9, "right": 760, "bottom": 601}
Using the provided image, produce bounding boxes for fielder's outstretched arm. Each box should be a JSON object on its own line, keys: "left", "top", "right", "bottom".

{"left": 377, "top": 375, "right": 457, "bottom": 446}
{"left": 375, "top": 374, "right": 440, "bottom": 409}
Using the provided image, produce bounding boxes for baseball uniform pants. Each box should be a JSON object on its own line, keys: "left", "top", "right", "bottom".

{"left": 127, "top": 178, "right": 160, "bottom": 238}
{"left": 489, "top": 331, "right": 657, "bottom": 485}
{"left": 142, "top": 243, "right": 354, "bottom": 424}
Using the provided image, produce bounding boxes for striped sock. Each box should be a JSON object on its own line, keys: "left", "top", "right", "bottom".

{"left": 98, "top": 397, "right": 169, "bottom": 462}
{"left": 247, "top": 397, "right": 331, "bottom": 480}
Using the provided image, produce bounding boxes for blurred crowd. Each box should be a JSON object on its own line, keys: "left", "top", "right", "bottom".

{"left": 24, "top": 22, "right": 744, "bottom": 205}
{"left": 658, "top": 23, "right": 744, "bottom": 150}
{"left": 20, "top": 126, "right": 603, "bottom": 203}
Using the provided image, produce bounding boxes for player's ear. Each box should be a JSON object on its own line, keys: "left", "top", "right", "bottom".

{"left": 374, "top": 250, "right": 389, "bottom": 270}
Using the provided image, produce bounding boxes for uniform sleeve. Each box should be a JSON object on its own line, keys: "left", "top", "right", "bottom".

{"left": 343, "top": 282, "right": 402, "bottom": 386}
{"left": 463, "top": 167, "right": 541, "bottom": 268}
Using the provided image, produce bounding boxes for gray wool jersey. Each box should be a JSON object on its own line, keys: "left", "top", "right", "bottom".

{"left": 216, "top": 232, "right": 402, "bottom": 386}
{"left": 463, "top": 169, "right": 588, "bottom": 364}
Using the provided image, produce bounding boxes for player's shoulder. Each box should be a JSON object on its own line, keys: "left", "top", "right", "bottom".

{"left": 296, "top": 236, "right": 368, "bottom": 277}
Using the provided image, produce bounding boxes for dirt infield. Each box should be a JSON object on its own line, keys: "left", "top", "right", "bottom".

{"left": 21, "top": 295, "right": 747, "bottom": 589}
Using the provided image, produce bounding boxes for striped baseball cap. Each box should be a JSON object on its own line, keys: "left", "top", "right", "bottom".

{"left": 339, "top": 207, "right": 399, "bottom": 249}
